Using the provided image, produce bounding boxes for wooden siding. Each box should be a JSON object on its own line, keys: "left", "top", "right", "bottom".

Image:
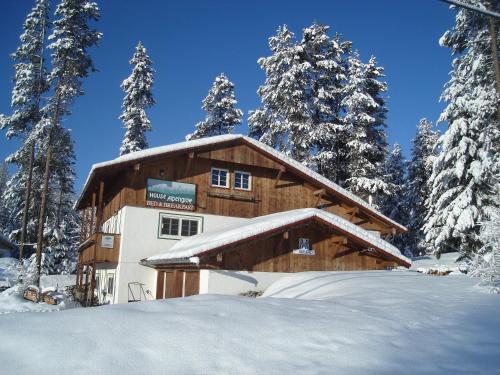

{"left": 79, "top": 233, "right": 120, "bottom": 264}
{"left": 200, "top": 222, "right": 396, "bottom": 272}
{"left": 85, "top": 143, "right": 393, "bottom": 236}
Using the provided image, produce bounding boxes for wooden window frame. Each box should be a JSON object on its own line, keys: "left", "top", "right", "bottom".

{"left": 210, "top": 167, "right": 230, "bottom": 189}
{"left": 234, "top": 170, "right": 252, "bottom": 191}
{"left": 158, "top": 212, "right": 203, "bottom": 240}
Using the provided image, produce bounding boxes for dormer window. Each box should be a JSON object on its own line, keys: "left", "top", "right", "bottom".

{"left": 234, "top": 171, "right": 251, "bottom": 190}
{"left": 211, "top": 168, "right": 229, "bottom": 188}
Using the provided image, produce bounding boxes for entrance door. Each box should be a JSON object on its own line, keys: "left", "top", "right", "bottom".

{"left": 156, "top": 270, "right": 199, "bottom": 299}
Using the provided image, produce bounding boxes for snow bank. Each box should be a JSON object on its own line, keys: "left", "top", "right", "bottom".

{"left": 410, "top": 252, "right": 464, "bottom": 275}
{"left": 0, "top": 271, "right": 498, "bottom": 374}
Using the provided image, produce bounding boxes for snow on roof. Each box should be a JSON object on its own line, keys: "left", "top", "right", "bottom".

{"left": 76, "top": 134, "right": 405, "bottom": 232}
{"left": 145, "top": 208, "right": 411, "bottom": 267}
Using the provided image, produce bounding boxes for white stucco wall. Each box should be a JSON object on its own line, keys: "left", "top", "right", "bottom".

{"left": 199, "top": 270, "right": 290, "bottom": 295}
{"left": 113, "top": 205, "right": 249, "bottom": 304}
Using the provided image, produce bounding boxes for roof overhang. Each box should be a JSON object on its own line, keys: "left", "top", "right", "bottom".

{"left": 143, "top": 209, "right": 411, "bottom": 269}
{"left": 75, "top": 135, "right": 407, "bottom": 233}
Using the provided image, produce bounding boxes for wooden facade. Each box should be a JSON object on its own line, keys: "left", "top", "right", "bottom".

{"left": 75, "top": 136, "right": 406, "bottom": 303}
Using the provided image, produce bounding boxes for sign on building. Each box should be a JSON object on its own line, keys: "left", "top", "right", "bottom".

{"left": 101, "top": 235, "right": 114, "bottom": 249}
{"left": 293, "top": 237, "right": 315, "bottom": 256}
{"left": 146, "top": 178, "right": 197, "bottom": 211}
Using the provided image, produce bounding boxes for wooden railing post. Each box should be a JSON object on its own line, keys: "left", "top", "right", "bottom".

{"left": 90, "top": 193, "right": 96, "bottom": 235}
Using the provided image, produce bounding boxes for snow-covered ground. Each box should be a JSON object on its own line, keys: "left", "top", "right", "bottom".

{"left": 0, "top": 270, "right": 498, "bottom": 374}
{"left": 410, "top": 252, "right": 464, "bottom": 274}
{"left": 0, "top": 257, "right": 19, "bottom": 290}
{"left": 0, "top": 258, "right": 78, "bottom": 314}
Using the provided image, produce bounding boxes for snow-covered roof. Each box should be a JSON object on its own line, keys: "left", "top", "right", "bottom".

{"left": 75, "top": 134, "right": 405, "bottom": 232}
{"left": 144, "top": 208, "right": 411, "bottom": 267}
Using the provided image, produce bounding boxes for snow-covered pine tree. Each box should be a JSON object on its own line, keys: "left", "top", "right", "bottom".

{"left": 380, "top": 143, "right": 408, "bottom": 250}
{"left": 31, "top": 0, "right": 101, "bottom": 275}
{"left": 364, "top": 56, "right": 389, "bottom": 175}
{"left": 424, "top": 1, "right": 499, "bottom": 258}
{"left": 405, "top": 118, "right": 439, "bottom": 256}
{"left": 119, "top": 42, "right": 155, "bottom": 155}
{"left": 302, "top": 23, "right": 351, "bottom": 181}
{"left": 0, "top": 0, "right": 50, "bottom": 249}
{"left": 471, "top": 194, "right": 500, "bottom": 293}
{"left": 249, "top": 25, "right": 314, "bottom": 163}
{"left": 187, "top": 73, "right": 242, "bottom": 140}
{"left": 342, "top": 51, "right": 389, "bottom": 204}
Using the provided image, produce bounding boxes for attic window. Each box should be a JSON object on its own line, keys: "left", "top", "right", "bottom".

{"left": 234, "top": 171, "right": 251, "bottom": 190}
{"left": 211, "top": 168, "right": 229, "bottom": 188}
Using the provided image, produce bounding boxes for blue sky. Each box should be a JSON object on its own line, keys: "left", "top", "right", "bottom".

{"left": 0, "top": 0, "right": 455, "bottom": 193}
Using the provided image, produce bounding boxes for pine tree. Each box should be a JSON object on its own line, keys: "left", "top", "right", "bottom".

{"left": 342, "top": 52, "right": 390, "bottom": 204}
{"left": 249, "top": 25, "right": 314, "bottom": 163}
{"left": 405, "top": 119, "right": 439, "bottom": 256}
{"left": 187, "top": 73, "right": 242, "bottom": 140}
{"left": 119, "top": 42, "right": 155, "bottom": 155}
{"left": 380, "top": 143, "right": 408, "bottom": 250}
{"left": 31, "top": 0, "right": 101, "bottom": 275}
{"left": 470, "top": 185, "right": 500, "bottom": 293}
{"left": 424, "top": 1, "right": 499, "bottom": 257}
{"left": 0, "top": 0, "right": 50, "bottom": 249}
{"left": 302, "top": 23, "right": 351, "bottom": 181}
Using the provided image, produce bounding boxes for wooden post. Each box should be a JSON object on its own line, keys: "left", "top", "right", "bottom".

{"left": 96, "top": 181, "right": 104, "bottom": 231}
{"left": 90, "top": 192, "right": 96, "bottom": 236}
{"left": 185, "top": 152, "right": 195, "bottom": 175}
{"left": 90, "top": 262, "right": 96, "bottom": 306}
{"left": 80, "top": 209, "right": 86, "bottom": 242}
{"left": 83, "top": 265, "right": 89, "bottom": 306}
{"left": 275, "top": 166, "right": 286, "bottom": 187}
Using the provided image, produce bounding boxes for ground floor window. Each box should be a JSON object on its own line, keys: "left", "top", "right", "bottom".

{"left": 159, "top": 213, "right": 203, "bottom": 239}
{"left": 107, "top": 275, "right": 114, "bottom": 295}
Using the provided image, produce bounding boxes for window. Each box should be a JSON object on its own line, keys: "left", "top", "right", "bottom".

{"left": 107, "top": 275, "right": 114, "bottom": 295}
{"left": 211, "top": 168, "right": 229, "bottom": 188}
{"left": 234, "top": 171, "right": 251, "bottom": 190}
{"left": 159, "top": 213, "right": 202, "bottom": 239}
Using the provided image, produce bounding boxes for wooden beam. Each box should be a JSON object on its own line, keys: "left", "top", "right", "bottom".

{"left": 314, "top": 188, "right": 325, "bottom": 207}
{"left": 96, "top": 181, "right": 105, "bottom": 231}
{"left": 90, "top": 193, "right": 96, "bottom": 235}
{"left": 274, "top": 166, "right": 286, "bottom": 187}
{"left": 185, "top": 152, "right": 195, "bottom": 175}
{"left": 330, "top": 235, "right": 348, "bottom": 245}
{"left": 80, "top": 209, "right": 87, "bottom": 243}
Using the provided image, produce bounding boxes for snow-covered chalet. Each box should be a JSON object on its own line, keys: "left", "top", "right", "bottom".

{"left": 74, "top": 134, "right": 410, "bottom": 305}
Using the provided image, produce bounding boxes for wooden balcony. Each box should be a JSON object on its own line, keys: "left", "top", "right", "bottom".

{"left": 78, "top": 232, "right": 120, "bottom": 264}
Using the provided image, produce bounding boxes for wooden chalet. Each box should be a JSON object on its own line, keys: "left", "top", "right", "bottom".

{"left": 74, "top": 134, "right": 409, "bottom": 305}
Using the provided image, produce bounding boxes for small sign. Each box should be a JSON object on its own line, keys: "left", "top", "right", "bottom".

{"left": 146, "top": 178, "right": 196, "bottom": 211}
{"left": 101, "top": 235, "right": 114, "bottom": 249}
{"left": 293, "top": 238, "right": 315, "bottom": 256}
{"left": 293, "top": 248, "right": 316, "bottom": 256}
